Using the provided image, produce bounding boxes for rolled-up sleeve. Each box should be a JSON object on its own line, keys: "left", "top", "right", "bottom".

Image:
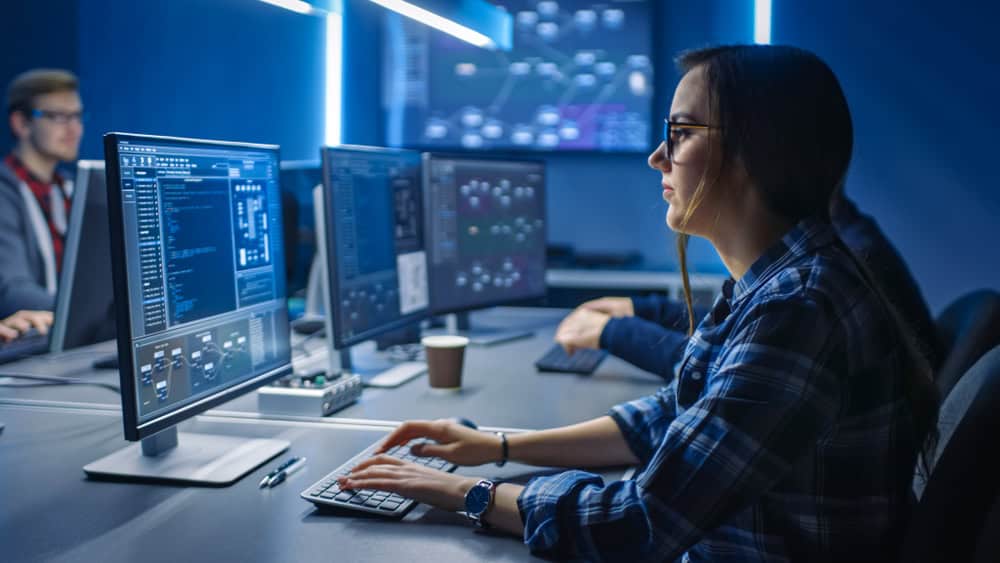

{"left": 518, "top": 471, "right": 653, "bottom": 560}
{"left": 607, "top": 383, "right": 678, "bottom": 465}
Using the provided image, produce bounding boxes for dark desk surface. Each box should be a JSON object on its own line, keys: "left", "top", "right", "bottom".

{"left": 0, "top": 308, "right": 665, "bottom": 430}
{"left": 0, "top": 308, "right": 664, "bottom": 562}
{"left": 0, "top": 402, "right": 633, "bottom": 563}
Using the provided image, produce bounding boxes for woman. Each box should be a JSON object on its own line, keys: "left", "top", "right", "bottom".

{"left": 340, "top": 45, "right": 939, "bottom": 561}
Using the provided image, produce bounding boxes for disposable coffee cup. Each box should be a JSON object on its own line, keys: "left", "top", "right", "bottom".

{"left": 421, "top": 335, "right": 469, "bottom": 389}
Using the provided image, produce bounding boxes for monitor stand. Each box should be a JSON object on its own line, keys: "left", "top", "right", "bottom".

{"left": 449, "top": 311, "right": 533, "bottom": 347}
{"left": 338, "top": 344, "right": 426, "bottom": 388}
{"left": 83, "top": 426, "right": 288, "bottom": 486}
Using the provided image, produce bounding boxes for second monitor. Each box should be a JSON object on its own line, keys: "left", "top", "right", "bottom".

{"left": 317, "top": 145, "right": 430, "bottom": 386}
{"left": 423, "top": 154, "right": 547, "bottom": 344}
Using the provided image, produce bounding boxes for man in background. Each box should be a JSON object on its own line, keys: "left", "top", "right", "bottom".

{"left": 0, "top": 69, "right": 83, "bottom": 323}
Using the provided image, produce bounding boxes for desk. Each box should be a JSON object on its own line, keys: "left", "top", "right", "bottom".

{"left": 0, "top": 308, "right": 665, "bottom": 429}
{"left": 0, "top": 402, "right": 577, "bottom": 563}
{"left": 0, "top": 308, "right": 665, "bottom": 562}
{"left": 545, "top": 268, "right": 726, "bottom": 309}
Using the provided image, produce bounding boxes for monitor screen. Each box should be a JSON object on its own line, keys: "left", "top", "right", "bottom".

{"left": 320, "top": 146, "right": 429, "bottom": 349}
{"left": 383, "top": 0, "right": 654, "bottom": 152}
{"left": 424, "top": 154, "right": 547, "bottom": 313}
{"left": 105, "top": 134, "right": 291, "bottom": 440}
{"left": 279, "top": 160, "right": 321, "bottom": 297}
{"left": 50, "top": 160, "right": 116, "bottom": 352}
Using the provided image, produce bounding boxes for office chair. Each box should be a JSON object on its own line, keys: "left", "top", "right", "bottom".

{"left": 972, "top": 492, "right": 1000, "bottom": 563}
{"left": 934, "top": 289, "right": 1000, "bottom": 398}
{"left": 900, "top": 344, "right": 1000, "bottom": 562}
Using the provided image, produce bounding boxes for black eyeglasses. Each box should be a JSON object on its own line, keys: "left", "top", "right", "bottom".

{"left": 30, "top": 108, "right": 86, "bottom": 125}
{"left": 663, "top": 119, "right": 714, "bottom": 163}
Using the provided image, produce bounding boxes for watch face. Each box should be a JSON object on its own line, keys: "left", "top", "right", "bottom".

{"left": 465, "top": 483, "right": 491, "bottom": 515}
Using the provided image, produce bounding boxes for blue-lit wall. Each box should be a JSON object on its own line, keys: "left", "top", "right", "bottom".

{"left": 342, "top": 0, "right": 753, "bottom": 277}
{"left": 343, "top": 0, "right": 998, "bottom": 311}
{"left": 774, "top": 0, "right": 999, "bottom": 312}
{"left": 75, "top": 0, "right": 326, "bottom": 161}
{"left": 3, "top": 0, "right": 995, "bottom": 313}
{"left": 1, "top": 0, "right": 326, "bottom": 160}
{"left": 0, "top": 1, "right": 79, "bottom": 156}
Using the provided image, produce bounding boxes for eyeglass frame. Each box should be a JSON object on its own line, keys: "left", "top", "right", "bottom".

{"left": 663, "top": 119, "right": 715, "bottom": 163}
{"left": 29, "top": 108, "right": 87, "bottom": 125}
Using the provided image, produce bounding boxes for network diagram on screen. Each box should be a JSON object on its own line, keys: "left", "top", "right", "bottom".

{"left": 384, "top": 0, "right": 653, "bottom": 152}
{"left": 425, "top": 157, "right": 546, "bottom": 312}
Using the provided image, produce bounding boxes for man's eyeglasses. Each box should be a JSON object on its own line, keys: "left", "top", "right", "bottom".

{"left": 30, "top": 109, "right": 86, "bottom": 125}
{"left": 663, "top": 119, "right": 713, "bottom": 163}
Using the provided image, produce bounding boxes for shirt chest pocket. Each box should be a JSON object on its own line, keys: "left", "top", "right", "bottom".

{"left": 676, "top": 356, "right": 714, "bottom": 406}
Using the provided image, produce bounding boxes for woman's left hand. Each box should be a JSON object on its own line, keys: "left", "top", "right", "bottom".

{"left": 338, "top": 455, "right": 478, "bottom": 512}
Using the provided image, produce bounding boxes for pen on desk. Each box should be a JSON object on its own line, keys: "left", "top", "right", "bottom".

{"left": 259, "top": 456, "right": 302, "bottom": 488}
{"left": 265, "top": 457, "right": 307, "bottom": 488}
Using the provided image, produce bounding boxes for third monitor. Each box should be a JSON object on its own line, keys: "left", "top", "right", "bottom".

{"left": 423, "top": 153, "right": 547, "bottom": 344}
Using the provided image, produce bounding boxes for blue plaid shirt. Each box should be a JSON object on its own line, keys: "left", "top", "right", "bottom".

{"left": 517, "top": 219, "right": 919, "bottom": 562}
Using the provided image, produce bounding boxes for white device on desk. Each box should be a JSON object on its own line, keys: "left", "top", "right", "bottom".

{"left": 258, "top": 372, "right": 362, "bottom": 417}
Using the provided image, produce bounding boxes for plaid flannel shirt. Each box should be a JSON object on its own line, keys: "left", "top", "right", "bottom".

{"left": 518, "top": 219, "right": 919, "bottom": 562}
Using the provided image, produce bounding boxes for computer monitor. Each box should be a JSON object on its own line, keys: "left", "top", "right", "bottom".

{"left": 49, "top": 160, "right": 117, "bottom": 353}
{"left": 278, "top": 160, "right": 321, "bottom": 298}
{"left": 423, "top": 154, "right": 547, "bottom": 344}
{"left": 85, "top": 133, "right": 292, "bottom": 485}
{"left": 382, "top": 0, "right": 654, "bottom": 152}
{"left": 316, "top": 145, "right": 430, "bottom": 382}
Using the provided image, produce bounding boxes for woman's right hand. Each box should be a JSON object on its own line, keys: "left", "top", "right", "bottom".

{"left": 375, "top": 419, "right": 503, "bottom": 466}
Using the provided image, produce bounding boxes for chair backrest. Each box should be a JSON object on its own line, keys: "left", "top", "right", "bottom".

{"left": 934, "top": 289, "right": 1000, "bottom": 397}
{"left": 900, "top": 344, "right": 1000, "bottom": 562}
{"left": 972, "top": 492, "right": 1000, "bottom": 563}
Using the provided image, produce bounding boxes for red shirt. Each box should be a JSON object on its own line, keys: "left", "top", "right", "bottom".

{"left": 4, "top": 153, "right": 71, "bottom": 272}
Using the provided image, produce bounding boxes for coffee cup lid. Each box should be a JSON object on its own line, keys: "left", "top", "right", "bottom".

{"left": 421, "top": 335, "right": 470, "bottom": 348}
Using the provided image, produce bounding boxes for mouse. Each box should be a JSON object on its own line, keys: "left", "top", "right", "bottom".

{"left": 451, "top": 417, "right": 478, "bottom": 430}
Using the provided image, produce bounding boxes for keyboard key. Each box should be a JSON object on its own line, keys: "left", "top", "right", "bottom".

{"left": 320, "top": 492, "right": 336, "bottom": 499}
{"left": 334, "top": 492, "right": 353, "bottom": 502}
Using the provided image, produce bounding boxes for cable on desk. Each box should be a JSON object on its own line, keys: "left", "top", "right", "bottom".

{"left": 0, "top": 372, "right": 121, "bottom": 393}
{"left": 291, "top": 328, "right": 326, "bottom": 357}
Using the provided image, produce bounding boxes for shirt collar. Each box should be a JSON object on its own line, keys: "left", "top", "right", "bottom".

{"left": 730, "top": 216, "right": 836, "bottom": 306}
{"left": 5, "top": 152, "right": 65, "bottom": 187}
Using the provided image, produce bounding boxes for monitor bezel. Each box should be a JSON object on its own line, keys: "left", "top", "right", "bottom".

{"left": 49, "top": 159, "right": 102, "bottom": 353}
{"left": 319, "top": 144, "right": 430, "bottom": 350}
{"left": 421, "top": 152, "right": 548, "bottom": 316}
{"left": 104, "top": 132, "right": 293, "bottom": 442}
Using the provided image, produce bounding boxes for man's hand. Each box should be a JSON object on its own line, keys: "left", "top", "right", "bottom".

{"left": 0, "top": 310, "right": 53, "bottom": 342}
{"left": 580, "top": 297, "right": 634, "bottom": 317}
{"left": 555, "top": 307, "right": 611, "bottom": 355}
